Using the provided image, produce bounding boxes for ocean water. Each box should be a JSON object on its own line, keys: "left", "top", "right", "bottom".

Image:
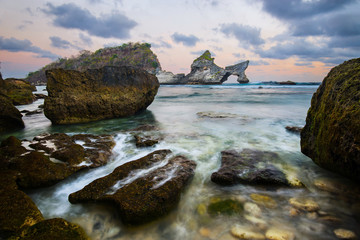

{"left": 8, "top": 83, "right": 360, "bottom": 240}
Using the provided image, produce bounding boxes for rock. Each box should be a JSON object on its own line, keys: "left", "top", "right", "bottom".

{"left": 69, "top": 150, "right": 196, "bottom": 225}
{"left": 34, "top": 93, "right": 46, "bottom": 99}
{"left": 199, "top": 227, "right": 211, "bottom": 238}
{"left": 25, "top": 109, "right": 43, "bottom": 116}
{"left": 230, "top": 225, "right": 265, "bottom": 240}
{"left": 197, "top": 111, "right": 238, "bottom": 118}
{"left": 44, "top": 66, "right": 159, "bottom": 124}
{"left": 156, "top": 70, "right": 186, "bottom": 85}
{"left": 244, "top": 215, "right": 267, "bottom": 230}
{"left": 12, "top": 218, "right": 89, "bottom": 240}
{"left": 244, "top": 202, "right": 262, "bottom": 217}
{"left": 301, "top": 58, "right": 360, "bottom": 182}
{"left": 0, "top": 94, "right": 25, "bottom": 133}
{"left": 211, "top": 149, "right": 294, "bottom": 186}
{"left": 134, "top": 135, "right": 159, "bottom": 147}
{"left": 184, "top": 51, "right": 249, "bottom": 85}
{"left": 285, "top": 126, "right": 303, "bottom": 134}
{"left": 207, "top": 198, "right": 243, "bottom": 216}
{"left": 0, "top": 77, "right": 35, "bottom": 105}
{"left": 130, "top": 124, "right": 159, "bottom": 131}
{"left": 288, "top": 197, "right": 319, "bottom": 212}
{"left": 250, "top": 194, "right": 277, "bottom": 208}
{"left": 0, "top": 133, "right": 115, "bottom": 188}
{"left": 265, "top": 228, "right": 295, "bottom": 240}
{"left": 334, "top": 228, "right": 357, "bottom": 239}
{"left": 279, "top": 81, "right": 296, "bottom": 85}
{"left": 313, "top": 177, "right": 360, "bottom": 199}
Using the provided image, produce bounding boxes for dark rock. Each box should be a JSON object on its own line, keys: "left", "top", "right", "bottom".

{"left": 0, "top": 77, "right": 35, "bottom": 105}
{"left": 69, "top": 150, "right": 196, "bottom": 225}
{"left": 130, "top": 124, "right": 159, "bottom": 131}
{"left": 25, "top": 109, "right": 43, "bottom": 116}
{"left": 279, "top": 81, "right": 296, "bottom": 85}
{"left": 34, "top": 93, "right": 46, "bottom": 99}
{"left": 0, "top": 94, "right": 25, "bottom": 133}
{"left": 12, "top": 218, "right": 89, "bottom": 240}
{"left": 285, "top": 126, "right": 303, "bottom": 134}
{"left": 44, "top": 66, "right": 159, "bottom": 124}
{"left": 134, "top": 135, "right": 159, "bottom": 147}
{"left": 0, "top": 133, "right": 115, "bottom": 188}
{"left": 301, "top": 58, "right": 360, "bottom": 182}
{"left": 211, "top": 149, "right": 294, "bottom": 186}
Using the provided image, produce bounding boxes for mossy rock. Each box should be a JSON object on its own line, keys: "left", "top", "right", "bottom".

{"left": 0, "top": 95, "right": 25, "bottom": 133}
{"left": 10, "top": 218, "right": 89, "bottom": 240}
{"left": 207, "top": 198, "right": 243, "bottom": 216}
{"left": 301, "top": 58, "right": 360, "bottom": 182}
{"left": 0, "top": 78, "right": 35, "bottom": 105}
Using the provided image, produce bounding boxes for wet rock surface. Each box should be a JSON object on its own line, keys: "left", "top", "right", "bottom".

{"left": 69, "top": 150, "right": 196, "bottom": 225}
{"left": 0, "top": 94, "right": 25, "bottom": 133}
{"left": 211, "top": 149, "right": 296, "bottom": 186}
{"left": 44, "top": 66, "right": 159, "bottom": 124}
{"left": 0, "top": 76, "right": 35, "bottom": 105}
{"left": 301, "top": 58, "right": 360, "bottom": 181}
{"left": 285, "top": 126, "right": 303, "bottom": 134}
{"left": 0, "top": 133, "right": 115, "bottom": 188}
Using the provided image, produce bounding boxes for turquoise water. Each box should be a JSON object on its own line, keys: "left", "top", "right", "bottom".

{"left": 8, "top": 83, "right": 360, "bottom": 240}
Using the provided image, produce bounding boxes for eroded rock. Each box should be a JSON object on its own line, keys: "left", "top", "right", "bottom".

{"left": 0, "top": 94, "right": 25, "bottom": 133}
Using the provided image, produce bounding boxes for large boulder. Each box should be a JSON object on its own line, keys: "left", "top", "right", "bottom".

{"left": 0, "top": 133, "right": 115, "bottom": 188}
{"left": 69, "top": 150, "right": 196, "bottom": 225}
{"left": 0, "top": 94, "right": 25, "bottom": 133}
{"left": 0, "top": 75, "right": 35, "bottom": 105}
{"left": 211, "top": 149, "right": 296, "bottom": 186}
{"left": 301, "top": 58, "right": 360, "bottom": 182}
{"left": 44, "top": 66, "right": 159, "bottom": 124}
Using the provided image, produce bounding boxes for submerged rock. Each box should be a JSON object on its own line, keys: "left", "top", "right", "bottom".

{"left": 44, "top": 66, "right": 159, "bottom": 124}
{"left": 69, "top": 150, "right": 196, "bottom": 225}
{"left": 0, "top": 94, "right": 25, "bottom": 133}
{"left": 285, "top": 126, "right": 303, "bottom": 134}
{"left": 301, "top": 58, "right": 360, "bottom": 182}
{"left": 265, "top": 228, "right": 295, "bottom": 240}
{"left": 0, "top": 133, "right": 115, "bottom": 188}
{"left": 334, "top": 228, "right": 357, "bottom": 239}
{"left": 207, "top": 198, "right": 243, "bottom": 216}
{"left": 230, "top": 225, "right": 265, "bottom": 240}
{"left": 134, "top": 135, "right": 159, "bottom": 147}
{"left": 211, "top": 149, "right": 296, "bottom": 186}
{"left": 288, "top": 197, "right": 319, "bottom": 212}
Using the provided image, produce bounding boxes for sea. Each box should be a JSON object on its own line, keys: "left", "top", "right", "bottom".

{"left": 6, "top": 82, "right": 360, "bottom": 240}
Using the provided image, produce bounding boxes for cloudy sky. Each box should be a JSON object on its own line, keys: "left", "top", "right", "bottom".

{"left": 1, "top": 0, "right": 359, "bottom": 82}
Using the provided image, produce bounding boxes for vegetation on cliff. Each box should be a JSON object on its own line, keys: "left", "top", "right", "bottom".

{"left": 26, "top": 42, "right": 161, "bottom": 85}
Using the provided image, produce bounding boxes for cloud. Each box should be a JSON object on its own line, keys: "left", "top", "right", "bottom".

{"left": 260, "top": 0, "right": 356, "bottom": 20}
{"left": 191, "top": 50, "right": 216, "bottom": 57}
{"left": 50, "top": 36, "right": 73, "bottom": 49}
{"left": 151, "top": 40, "right": 172, "bottom": 49}
{"left": 42, "top": 3, "right": 137, "bottom": 39}
{"left": 171, "top": 33, "right": 200, "bottom": 47}
{"left": 251, "top": 60, "right": 270, "bottom": 66}
{"left": 0, "top": 36, "right": 59, "bottom": 59}
{"left": 219, "top": 23, "right": 265, "bottom": 47}
{"left": 233, "top": 53, "right": 246, "bottom": 58}
{"left": 18, "top": 20, "right": 33, "bottom": 30}
{"left": 79, "top": 33, "right": 93, "bottom": 46}
{"left": 294, "top": 62, "right": 313, "bottom": 67}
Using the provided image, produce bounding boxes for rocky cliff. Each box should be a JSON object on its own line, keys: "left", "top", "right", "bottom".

{"left": 26, "top": 42, "right": 161, "bottom": 85}
{"left": 157, "top": 50, "right": 249, "bottom": 85}
{"left": 301, "top": 58, "right": 360, "bottom": 182}
{"left": 44, "top": 66, "right": 159, "bottom": 124}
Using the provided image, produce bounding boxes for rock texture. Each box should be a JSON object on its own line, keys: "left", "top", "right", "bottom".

{"left": 156, "top": 50, "right": 249, "bottom": 85}
{"left": 211, "top": 149, "right": 296, "bottom": 186}
{"left": 0, "top": 133, "right": 115, "bottom": 188}
{"left": 0, "top": 94, "right": 25, "bottom": 133}
{"left": 0, "top": 75, "right": 35, "bottom": 105}
{"left": 69, "top": 150, "right": 196, "bottom": 225}
{"left": 44, "top": 66, "right": 159, "bottom": 124}
{"left": 301, "top": 58, "right": 360, "bottom": 182}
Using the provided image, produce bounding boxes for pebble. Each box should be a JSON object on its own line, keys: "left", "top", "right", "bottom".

{"left": 289, "top": 197, "right": 319, "bottom": 212}
{"left": 334, "top": 228, "right": 357, "bottom": 239}
{"left": 244, "top": 202, "right": 262, "bottom": 217}
{"left": 199, "top": 227, "right": 211, "bottom": 238}
{"left": 230, "top": 225, "right": 265, "bottom": 240}
{"left": 244, "top": 215, "right": 267, "bottom": 230}
{"left": 250, "top": 194, "right": 277, "bottom": 208}
{"left": 265, "top": 228, "right": 295, "bottom": 240}
{"left": 289, "top": 207, "right": 300, "bottom": 216}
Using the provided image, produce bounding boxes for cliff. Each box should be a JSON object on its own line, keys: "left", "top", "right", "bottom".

{"left": 26, "top": 42, "right": 161, "bottom": 85}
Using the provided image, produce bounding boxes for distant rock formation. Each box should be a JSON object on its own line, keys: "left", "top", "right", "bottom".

{"left": 301, "top": 58, "right": 360, "bottom": 182}
{"left": 44, "top": 66, "right": 159, "bottom": 124}
{"left": 26, "top": 42, "right": 161, "bottom": 85}
{"left": 157, "top": 50, "right": 249, "bottom": 85}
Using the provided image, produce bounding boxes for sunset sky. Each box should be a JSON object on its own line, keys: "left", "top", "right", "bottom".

{"left": 1, "top": 0, "right": 359, "bottom": 82}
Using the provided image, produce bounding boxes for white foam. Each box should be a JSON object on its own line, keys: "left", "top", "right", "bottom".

{"left": 21, "top": 141, "right": 35, "bottom": 151}
{"left": 152, "top": 165, "right": 179, "bottom": 189}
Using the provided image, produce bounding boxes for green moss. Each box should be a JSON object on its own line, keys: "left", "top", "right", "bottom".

{"left": 194, "top": 50, "right": 213, "bottom": 62}
{"left": 207, "top": 199, "right": 243, "bottom": 216}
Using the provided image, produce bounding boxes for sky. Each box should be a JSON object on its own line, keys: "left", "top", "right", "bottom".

{"left": 1, "top": 0, "right": 359, "bottom": 82}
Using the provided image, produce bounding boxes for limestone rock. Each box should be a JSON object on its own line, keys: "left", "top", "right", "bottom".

{"left": 0, "top": 94, "right": 25, "bottom": 133}
{"left": 288, "top": 197, "right": 319, "bottom": 212}
{"left": 230, "top": 225, "right": 265, "bottom": 240}
{"left": 0, "top": 76, "right": 35, "bottom": 105}
{"left": 69, "top": 150, "right": 196, "bottom": 225}
{"left": 211, "top": 149, "right": 294, "bottom": 186}
{"left": 301, "top": 58, "right": 360, "bottom": 182}
{"left": 44, "top": 66, "right": 159, "bottom": 124}
{"left": 334, "top": 228, "right": 357, "bottom": 239}
{"left": 225, "top": 61, "right": 250, "bottom": 83}
{"left": 265, "top": 228, "right": 295, "bottom": 240}
{"left": 156, "top": 70, "right": 186, "bottom": 85}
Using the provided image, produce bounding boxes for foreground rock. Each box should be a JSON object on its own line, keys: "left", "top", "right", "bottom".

{"left": 0, "top": 133, "right": 115, "bottom": 188}
{"left": 301, "top": 58, "right": 360, "bottom": 182}
{"left": 156, "top": 50, "right": 249, "bottom": 85}
{"left": 0, "top": 74, "right": 35, "bottom": 105}
{"left": 0, "top": 94, "right": 25, "bottom": 133}
{"left": 211, "top": 149, "right": 297, "bottom": 186}
{"left": 44, "top": 66, "right": 159, "bottom": 124}
{"left": 69, "top": 150, "right": 196, "bottom": 225}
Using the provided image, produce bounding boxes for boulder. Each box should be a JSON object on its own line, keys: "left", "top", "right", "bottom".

{"left": 0, "top": 133, "right": 115, "bottom": 188}
{"left": 211, "top": 149, "right": 295, "bottom": 186}
{"left": 0, "top": 94, "right": 25, "bottom": 133}
{"left": 156, "top": 70, "right": 186, "bottom": 85}
{"left": 0, "top": 76, "right": 35, "bottom": 105}
{"left": 44, "top": 66, "right": 159, "bottom": 124}
{"left": 285, "top": 126, "right": 303, "bottom": 134}
{"left": 301, "top": 58, "right": 360, "bottom": 182}
{"left": 69, "top": 150, "right": 196, "bottom": 225}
